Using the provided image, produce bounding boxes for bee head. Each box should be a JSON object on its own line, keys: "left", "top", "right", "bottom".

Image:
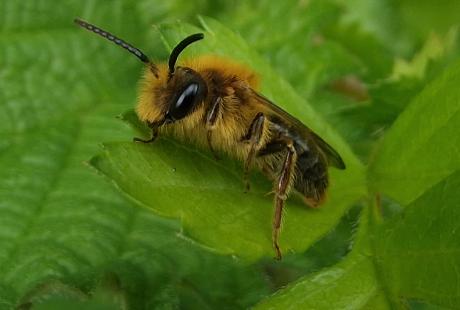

{"left": 162, "top": 33, "right": 207, "bottom": 123}
{"left": 163, "top": 66, "right": 208, "bottom": 123}
{"left": 135, "top": 32, "right": 207, "bottom": 126}
{"left": 74, "top": 18, "right": 207, "bottom": 125}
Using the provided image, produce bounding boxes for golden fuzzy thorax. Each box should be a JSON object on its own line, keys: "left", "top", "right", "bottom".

{"left": 136, "top": 55, "right": 269, "bottom": 164}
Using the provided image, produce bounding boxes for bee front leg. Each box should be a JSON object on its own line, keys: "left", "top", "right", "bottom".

{"left": 272, "top": 141, "right": 297, "bottom": 260}
{"left": 205, "top": 97, "right": 223, "bottom": 160}
{"left": 133, "top": 122, "right": 159, "bottom": 143}
{"left": 242, "top": 112, "right": 266, "bottom": 192}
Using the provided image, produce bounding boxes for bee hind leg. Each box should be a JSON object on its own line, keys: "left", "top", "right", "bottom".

{"left": 242, "top": 112, "right": 266, "bottom": 193}
{"left": 272, "top": 141, "right": 297, "bottom": 260}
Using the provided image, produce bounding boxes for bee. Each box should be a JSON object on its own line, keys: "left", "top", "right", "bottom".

{"left": 75, "top": 18, "right": 346, "bottom": 260}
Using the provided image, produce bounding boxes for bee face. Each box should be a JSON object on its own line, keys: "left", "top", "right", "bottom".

{"left": 163, "top": 67, "right": 208, "bottom": 124}
{"left": 136, "top": 65, "right": 209, "bottom": 126}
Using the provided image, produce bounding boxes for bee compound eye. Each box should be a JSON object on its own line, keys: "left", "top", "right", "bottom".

{"left": 170, "top": 83, "right": 200, "bottom": 120}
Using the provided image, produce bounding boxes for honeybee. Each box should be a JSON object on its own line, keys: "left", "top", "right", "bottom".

{"left": 75, "top": 18, "right": 345, "bottom": 260}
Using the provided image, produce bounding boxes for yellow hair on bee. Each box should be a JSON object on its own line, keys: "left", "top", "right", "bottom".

{"left": 136, "top": 55, "right": 268, "bottom": 165}
{"left": 137, "top": 63, "right": 169, "bottom": 123}
{"left": 184, "top": 55, "right": 259, "bottom": 89}
{"left": 137, "top": 55, "right": 259, "bottom": 123}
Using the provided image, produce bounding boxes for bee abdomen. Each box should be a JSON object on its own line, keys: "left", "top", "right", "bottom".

{"left": 294, "top": 152, "right": 329, "bottom": 204}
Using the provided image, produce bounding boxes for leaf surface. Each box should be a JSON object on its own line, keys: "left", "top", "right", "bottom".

{"left": 375, "top": 171, "right": 460, "bottom": 308}
{"left": 255, "top": 206, "right": 390, "bottom": 310}
{"left": 369, "top": 58, "right": 460, "bottom": 204}
{"left": 0, "top": 2, "right": 268, "bottom": 308}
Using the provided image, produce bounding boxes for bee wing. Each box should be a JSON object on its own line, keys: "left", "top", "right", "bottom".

{"left": 251, "top": 90, "right": 346, "bottom": 169}
{"left": 308, "top": 131, "right": 346, "bottom": 169}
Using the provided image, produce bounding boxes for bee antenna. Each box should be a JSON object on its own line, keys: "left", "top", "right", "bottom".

{"left": 168, "top": 33, "right": 204, "bottom": 74}
{"left": 74, "top": 18, "right": 159, "bottom": 77}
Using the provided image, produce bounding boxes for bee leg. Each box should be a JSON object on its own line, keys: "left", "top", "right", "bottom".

{"left": 273, "top": 141, "right": 297, "bottom": 260}
{"left": 242, "top": 112, "right": 266, "bottom": 192}
{"left": 205, "top": 97, "right": 223, "bottom": 160}
{"left": 133, "top": 131, "right": 158, "bottom": 143}
{"left": 133, "top": 123, "right": 159, "bottom": 143}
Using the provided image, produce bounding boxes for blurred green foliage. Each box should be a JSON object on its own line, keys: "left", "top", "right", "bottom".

{"left": 0, "top": 0, "right": 459, "bottom": 309}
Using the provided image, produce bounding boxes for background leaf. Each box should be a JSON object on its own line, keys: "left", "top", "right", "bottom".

{"left": 375, "top": 171, "right": 460, "bottom": 308}
{"left": 369, "top": 58, "right": 460, "bottom": 205}
{"left": 0, "top": 1, "right": 269, "bottom": 308}
{"left": 1, "top": 0, "right": 459, "bottom": 308}
{"left": 256, "top": 171, "right": 460, "bottom": 309}
{"left": 254, "top": 205, "right": 389, "bottom": 310}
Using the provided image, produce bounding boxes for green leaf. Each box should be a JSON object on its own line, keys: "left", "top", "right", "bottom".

{"left": 369, "top": 57, "right": 460, "bottom": 205}
{"left": 249, "top": 171, "right": 460, "bottom": 309}
{"left": 90, "top": 17, "right": 366, "bottom": 261}
{"left": 221, "top": 0, "right": 393, "bottom": 95}
{"left": 254, "top": 206, "right": 390, "bottom": 310}
{"left": 255, "top": 170, "right": 460, "bottom": 309}
{"left": 4, "top": 0, "right": 458, "bottom": 308}
{"left": 225, "top": 0, "right": 367, "bottom": 97}
{"left": 324, "top": 22, "right": 394, "bottom": 81}
{"left": 337, "top": 30, "right": 460, "bottom": 163}
{"left": 337, "top": 0, "right": 413, "bottom": 56}
{"left": 375, "top": 170, "right": 460, "bottom": 308}
{"left": 396, "top": 0, "right": 460, "bottom": 42}
{"left": 386, "top": 28, "right": 460, "bottom": 97}
{"left": 0, "top": 2, "right": 268, "bottom": 308}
